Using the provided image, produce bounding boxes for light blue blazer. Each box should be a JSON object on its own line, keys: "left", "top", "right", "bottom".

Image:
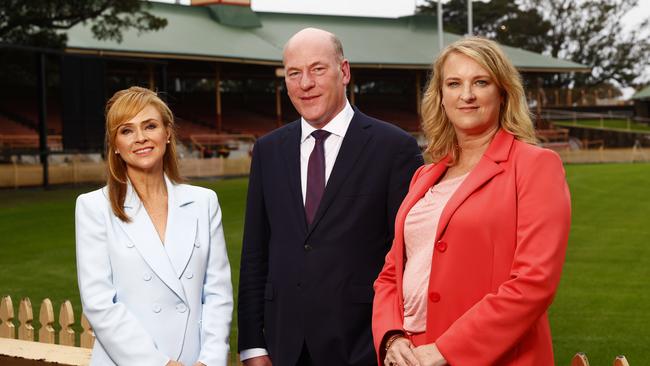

{"left": 75, "top": 177, "right": 233, "bottom": 366}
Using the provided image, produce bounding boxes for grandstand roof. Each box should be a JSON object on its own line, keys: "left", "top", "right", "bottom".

{"left": 65, "top": 2, "right": 588, "bottom": 72}
{"left": 632, "top": 85, "right": 650, "bottom": 100}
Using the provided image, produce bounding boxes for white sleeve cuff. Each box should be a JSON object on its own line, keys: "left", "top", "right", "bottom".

{"left": 240, "top": 348, "right": 269, "bottom": 361}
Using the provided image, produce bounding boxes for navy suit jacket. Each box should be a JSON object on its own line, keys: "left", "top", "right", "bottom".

{"left": 238, "top": 109, "right": 423, "bottom": 366}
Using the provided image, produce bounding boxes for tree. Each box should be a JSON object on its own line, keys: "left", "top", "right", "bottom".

{"left": 417, "top": 0, "right": 551, "bottom": 53}
{"left": 0, "top": 0, "right": 167, "bottom": 48}
{"left": 521, "top": 0, "right": 650, "bottom": 88}
{"left": 417, "top": 0, "right": 650, "bottom": 89}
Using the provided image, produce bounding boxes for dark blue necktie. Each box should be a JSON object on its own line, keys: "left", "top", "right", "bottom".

{"left": 305, "top": 130, "right": 331, "bottom": 225}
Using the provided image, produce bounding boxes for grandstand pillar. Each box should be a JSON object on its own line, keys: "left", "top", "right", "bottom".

{"left": 36, "top": 53, "right": 49, "bottom": 188}
{"left": 275, "top": 78, "right": 282, "bottom": 127}
{"left": 349, "top": 72, "right": 356, "bottom": 106}
{"left": 215, "top": 64, "right": 222, "bottom": 133}
{"left": 416, "top": 71, "right": 422, "bottom": 118}
{"left": 158, "top": 64, "right": 168, "bottom": 99}
{"left": 148, "top": 64, "right": 155, "bottom": 90}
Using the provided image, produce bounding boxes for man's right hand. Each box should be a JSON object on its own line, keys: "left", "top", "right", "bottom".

{"left": 243, "top": 355, "right": 273, "bottom": 366}
{"left": 166, "top": 361, "right": 184, "bottom": 366}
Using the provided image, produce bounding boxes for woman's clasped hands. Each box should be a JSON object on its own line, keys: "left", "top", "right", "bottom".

{"left": 385, "top": 337, "right": 447, "bottom": 366}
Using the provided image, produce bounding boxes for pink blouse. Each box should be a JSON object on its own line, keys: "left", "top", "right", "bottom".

{"left": 402, "top": 172, "right": 468, "bottom": 333}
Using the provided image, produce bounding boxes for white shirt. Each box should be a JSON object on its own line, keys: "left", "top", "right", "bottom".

{"left": 240, "top": 100, "right": 354, "bottom": 361}
{"left": 299, "top": 101, "right": 354, "bottom": 203}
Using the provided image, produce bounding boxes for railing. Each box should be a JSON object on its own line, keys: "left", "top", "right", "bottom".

{"left": 0, "top": 134, "right": 63, "bottom": 150}
{"left": 536, "top": 127, "right": 572, "bottom": 151}
{"left": 542, "top": 109, "right": 650, "bottom": 132}
{"left": 0, "top": 295, "right": 244, "bottom": 365}
{"left": 0, "top": 156, "right": 252, "bottom": 188}
{"left": 188, "top": 133, "right": 255, "bottom": 159}
{"left": 0, "top": 295, "right": 92, "bottom": 365}
{"left": 571, "top": 352, "right": 630, "bottom": 366}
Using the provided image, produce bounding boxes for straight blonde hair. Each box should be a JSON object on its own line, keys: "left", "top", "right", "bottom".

{"left": 105, "top": 86, "right": 183, "bottom": 222}
{"left": 421, "top": 36, "right": 537, "bottom": 164}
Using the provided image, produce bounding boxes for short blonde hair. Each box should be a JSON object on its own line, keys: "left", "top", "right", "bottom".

{"left": 421, "top": 36, "right": 537, "bottom": 163}
{"left": 105, "top": 86, "right": 183, "bottom": 222}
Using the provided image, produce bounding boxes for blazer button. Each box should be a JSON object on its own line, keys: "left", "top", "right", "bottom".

{"left": 304, "top": 244, "right": 312, "bottom": 252}
{"left": 176, "top": 303, "right": 187, "bottom": 313}
{"left": 194, "top": 241, "right": 201, "bottom": 248}
{"left": 185, "top": 272, "right": 194, "bottom": 279}
{"left": 126, "top": 242, "right": 135, "bottom": 248}
{"left": 143, "top": 272, "right": 152, "bottom": 281}
{"left": 429, "top": 292, "right": 441, "bottom": 303}
{"left": 436, "top": 240, "right": 448, "bottom": 252}
{"left": 152, "top": 304, "right": 162, "bottom": 313}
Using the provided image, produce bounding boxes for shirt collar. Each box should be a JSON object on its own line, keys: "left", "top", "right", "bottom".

{"left": 300, "top": 100, "right": 354, "bottom": 143}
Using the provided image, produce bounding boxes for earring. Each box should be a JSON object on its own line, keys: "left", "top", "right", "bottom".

{"left": 167, "top": 140, "right": 170, "bottom": 144}
{"left": 114, "top": 150, "right": 119, "bottom": 154}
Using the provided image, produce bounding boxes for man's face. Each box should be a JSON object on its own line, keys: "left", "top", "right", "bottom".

{"left": 283, "top": 34, "right": 350, "bottom": 128}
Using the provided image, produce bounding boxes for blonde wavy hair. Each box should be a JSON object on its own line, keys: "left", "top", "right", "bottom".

{"left": 421, "top": 36, "right": 537, "bottom": 164}
{"left": 105, "top": 86, "right": 183, "bottom": 222}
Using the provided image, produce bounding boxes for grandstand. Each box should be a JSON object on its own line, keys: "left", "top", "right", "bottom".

{"left": 0, "top": 1, "right": 587, "bottom": 162}
{"left": 0, "top": 1, "right": 586, "bottom": 150}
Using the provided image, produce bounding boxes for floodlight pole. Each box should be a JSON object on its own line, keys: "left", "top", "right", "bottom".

{"left": 438, "top": 1, "right": 443, "bottom": 51}
{"left": 36, "top": 52, "right": 49, "bottom": 189}
{"left": 467, "top": 0, "right": 473, "bottom": 35}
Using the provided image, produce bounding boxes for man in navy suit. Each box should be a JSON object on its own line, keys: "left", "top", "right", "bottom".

{"left": 238, "top": 28, "right": 423, "bottom": 366}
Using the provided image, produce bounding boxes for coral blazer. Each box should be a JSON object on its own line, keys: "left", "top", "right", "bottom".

{"left": 373, "top": 129, "right": 571, "bottom": 366}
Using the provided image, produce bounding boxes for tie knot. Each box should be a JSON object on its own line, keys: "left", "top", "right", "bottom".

{"left": 311, "top": 130, "right": 331, "bottom": 142}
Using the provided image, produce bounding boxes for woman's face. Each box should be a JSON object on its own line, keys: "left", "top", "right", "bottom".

{"left": 441, "top": 52, "right": 502, "bottom": 139}
{"left": 114, "top": 104, "right": 170, "bottom": 175}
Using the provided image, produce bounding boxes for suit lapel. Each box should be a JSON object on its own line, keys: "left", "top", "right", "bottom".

{"left": 307, "top": 111, "right": 372, "bottom": 236}
{"left": 281, "top": 121, "right": 308, "bottom": 232}
{"left": 116, "top": 180, "right": 186, "bottom": 301}
{"left": 163, "top": 177, "right": 197, "bottom": 280}
{"left": 435, "top": 129, "right": 513, "bottom": 240}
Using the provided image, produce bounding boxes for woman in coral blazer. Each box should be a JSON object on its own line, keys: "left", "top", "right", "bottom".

{"left": 373, "top": 38, "right": 571, "bottom": 366}
{"left": 76, "top": 87, "right": 232, "bottom": 366}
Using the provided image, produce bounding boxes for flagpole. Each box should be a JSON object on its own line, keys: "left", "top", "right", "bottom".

{"left": 467, "top": 0, "right": 473, "bottom": 35}
{"left": 438, "top": 0, "right": 443, "bottom": 51}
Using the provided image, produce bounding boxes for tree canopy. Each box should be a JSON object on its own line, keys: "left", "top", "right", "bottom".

{"left": 418, "top": 0, "right": 551, "bottom": 53}
{"left": 0, "top": 0, "right": 167, "bottom": 48}
{"left": 418, "top": 0, "right": 650, "bottom": 89}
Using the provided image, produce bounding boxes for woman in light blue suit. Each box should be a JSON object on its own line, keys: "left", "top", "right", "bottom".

{"left": 75, "top": 86, "right": 233, "bottom": 366}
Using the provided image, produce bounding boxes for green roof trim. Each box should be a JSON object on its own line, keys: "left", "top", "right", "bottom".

{"left": 207, "top": 4, "right": 261, "bottom": 28}
{"left": 65, "top": 2, "right": 589, "bottom": 72}
{"left": 632, "top": 85, "right": 650, "bottom": 100}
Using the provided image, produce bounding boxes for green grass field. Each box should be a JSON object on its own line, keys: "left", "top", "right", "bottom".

{"left": 553, "top": 119, "right": 650, "bottom": 132}
{"left": 1, "top": 163, "right": 649, "bottom": 364}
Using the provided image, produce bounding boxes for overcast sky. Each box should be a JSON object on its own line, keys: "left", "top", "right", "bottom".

{"left": 162, "top": 0, "right": 648, "bottom": 29}
{"left": 253, "top": 0, "right": 649, "bottom": 27}
{"left": 251, "top": 0, "right": 416, "bottom": 17}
